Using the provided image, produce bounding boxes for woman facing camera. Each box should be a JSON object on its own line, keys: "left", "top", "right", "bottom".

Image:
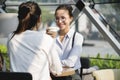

{"left": 47, "top": 4, "right": 84, "bottom": 80}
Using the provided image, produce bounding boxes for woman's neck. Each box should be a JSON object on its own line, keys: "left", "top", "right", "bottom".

{"left": 59, "top": 28, "right": 69, "bottom": 36}
{"left": 59, "top": 28, "right": 69, "bottom": 42}
{"left": 32, "top": 26, "right": 38, "bottom": 31}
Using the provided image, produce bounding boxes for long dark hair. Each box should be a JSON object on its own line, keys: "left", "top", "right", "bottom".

{"left": 15, "top": 1, "right": 41, "bottom": 34}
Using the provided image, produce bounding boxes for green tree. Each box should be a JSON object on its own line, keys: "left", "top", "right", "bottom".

{"left": 41, "top": 7, "right": 54, "bottom": 24}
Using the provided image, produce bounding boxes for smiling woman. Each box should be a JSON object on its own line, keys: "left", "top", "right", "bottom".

{"left": 47, "top": 4, "right": 84, "bottom": 80}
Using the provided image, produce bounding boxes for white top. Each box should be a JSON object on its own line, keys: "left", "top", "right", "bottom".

{"left": 7, "top": 30, "right": 62, "bottom": 80}
{"left": 55, "top": 29, "right": 84, "bottom": 70}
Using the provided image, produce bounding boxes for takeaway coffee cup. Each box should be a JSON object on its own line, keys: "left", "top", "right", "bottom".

{"left": 47, "top": 26, "right": 59, "bottom": 32}
{"left": 47, "top": 27, "right": 59, "bottom": 38}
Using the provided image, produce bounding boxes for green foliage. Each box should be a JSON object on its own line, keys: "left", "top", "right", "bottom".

{"left": 41, "top": 7, "right": 54, "bottom": 24}
{"left": 0, "top": 45, "right": 10, "bottom": 71}
{"left": 1, "top": 44, "right": 120, "bottom": 71}
{"left": 90, "top": 53, "right": 120, "bottom": 69}
{"left": 0, "top": 45, "right": 7, "bottom": 54}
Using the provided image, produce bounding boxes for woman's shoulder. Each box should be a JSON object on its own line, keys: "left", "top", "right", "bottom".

{"left": 75, "top": 32, "right": 84, "bottom": 39}
{"left": 26, "top": 30, "right": 51, "bottom": 38}
{"left": 43, "top": 33, "right": 53, "bottom": 40}
{"left": 35, "top": 31, "right": 54, "bottom": 41}
{"left": 37, "top": 31, "right": 54, "bottom": 42}
{"left": 7, "top": 32, "right": 14, "bottom": 40}
{"left": 20, "top": 30, "right": 53, "bottom": 41}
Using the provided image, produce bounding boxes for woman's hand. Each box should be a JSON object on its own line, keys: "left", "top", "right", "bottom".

{"left": 46, "top": 27, "right": 58, "bottom": 38}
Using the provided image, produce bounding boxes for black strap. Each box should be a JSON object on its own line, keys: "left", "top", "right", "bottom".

{"left": 72, "top": 32, "right": 76, "bottom": 48}
{"left": 66, "top": 31, "right": 76, "bottom": 63}
{"left": 72, "top": 32, "right": 83, "bottom": 79}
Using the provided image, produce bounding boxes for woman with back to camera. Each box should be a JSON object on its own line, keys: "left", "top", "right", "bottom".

{"left": 7, "top": 1, "right": 62, "bottom": 80}
{"left": 47, "top": 4, "right": 84, "bottom": 80}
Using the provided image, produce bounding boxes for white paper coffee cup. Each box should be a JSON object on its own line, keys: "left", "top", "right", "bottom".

{"left": 48, "top": 27, "right": 59, "bottom": 32}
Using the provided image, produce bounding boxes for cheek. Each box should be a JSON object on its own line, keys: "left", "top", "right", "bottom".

{"left": 56, "top": 23, "right": 65, "bottom": 30}
{"left": 65, "top": 20, "right": 71, "bottom": 26}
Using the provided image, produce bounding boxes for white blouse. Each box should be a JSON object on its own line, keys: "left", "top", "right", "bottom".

{"left": 56, "top": 29, "right": 84, "bottom": 70}
{"left": 7, "top": 30, "right": 62, "bottom": 80}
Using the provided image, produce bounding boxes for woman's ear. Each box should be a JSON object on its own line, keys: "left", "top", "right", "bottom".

{"left": 36, "top": 16, "right": 41, "bottom": 30}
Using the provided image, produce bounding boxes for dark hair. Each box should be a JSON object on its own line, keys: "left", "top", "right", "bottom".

{"left": 15, "top": 1, "right": 41, "bottom": 34}
{"left": 55, "top": 4, "right": 73, "bottom": 17}
{"left": 0, "top": 51, "right": 4, "bottom": 65}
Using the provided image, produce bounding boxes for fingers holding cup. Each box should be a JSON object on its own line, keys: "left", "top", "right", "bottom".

{"left": 46, "top": 27, "right": 59, "bottom": 38}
